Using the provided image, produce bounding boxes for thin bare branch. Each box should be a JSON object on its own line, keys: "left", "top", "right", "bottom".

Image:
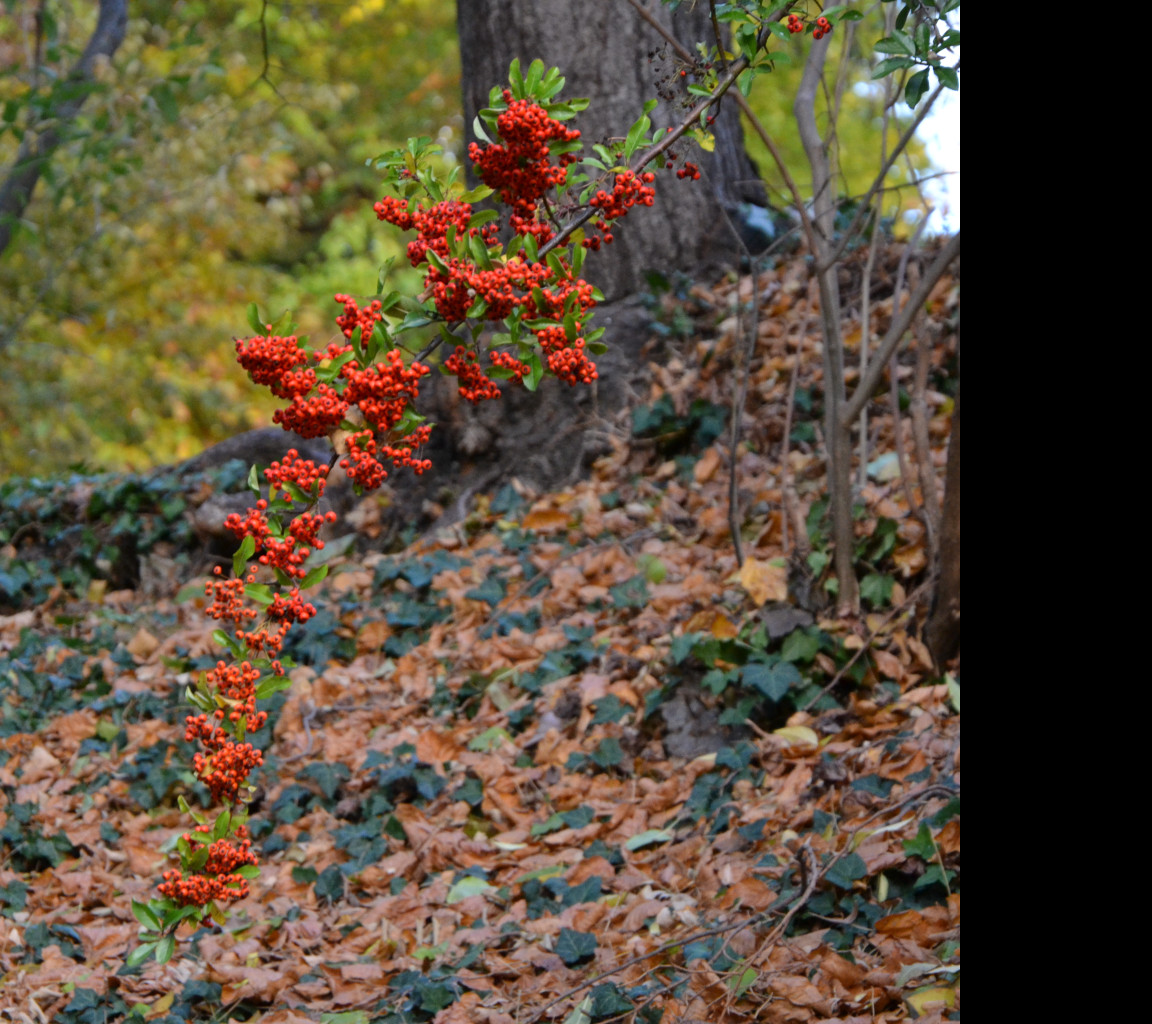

{"left": 843, "top": 230, "right": 959, "bottom": 423}
{"left": 0, "top": 0, "right": 129, "bottom": 258}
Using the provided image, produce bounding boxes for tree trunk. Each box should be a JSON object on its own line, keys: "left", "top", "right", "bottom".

{"left": 0, "top": 0, "right": 129, "bottom": 259}
{"left": 457, "top": 0, "right": 765, "bottom": 302}
{"left": 924, "top": 382, "right": 960, "bottom": 668}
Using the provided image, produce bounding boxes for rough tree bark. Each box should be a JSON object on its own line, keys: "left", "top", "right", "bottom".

{"left": 0, "top": 0, "right": 129, "bottom": 259}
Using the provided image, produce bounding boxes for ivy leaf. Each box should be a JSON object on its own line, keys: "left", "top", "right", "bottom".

{"left": 555, "top": 927, "right": 597, "bottom": 966}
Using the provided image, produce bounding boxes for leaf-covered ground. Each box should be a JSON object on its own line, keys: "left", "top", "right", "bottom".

{"left": 0, "top": 247, "right": 960, "bottom": 1023}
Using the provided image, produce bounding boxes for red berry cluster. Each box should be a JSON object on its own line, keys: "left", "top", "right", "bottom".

{"left": 373, "top": 198, "right": 500, "bottom": 268}
{"left": 234, "top": 333, "right": 313, "bottom": 399}
{"left": 185, "top": 714, "right": 265, "bottom": 805}
{"left": 157, "top": 822, "right": 258, "bottom": 908}
{"left": 536, "top": 324, "right": 598, "bottom": 386}
{"left": 264, "top": 449, "right": 329, "bottom": 501}
{"left": 159, "top": 868, "right": 250, "bottom": 907}
{"left": 205, "top": 659, "right": 267, "bottom": 730}
{"left": 489, "top": 349, "right": 531, "bottom": 380}
{"left": 676, "top": 161, "right": 701, "bottom": 181}
{"left": 468, "top": 90, "right": 581, "bottom": 244}
{"left": 343, "top": 348, "right": 430, "bottom": 435}
{"left": 587, "top": 170, "right": 656, "bottom": 248}
{"left": 445, "top": 346, "right": 503, "bottom": 404}
{"left": 814, "top": 16, "right": 832, "bottom": 40}
{"left": 205, "top": 564, "right": 260, "bottom": 630}
{"left": 787, "top": 13, "right": 803, "bottom": 33}
{"left": 340, "top": 424, "right": 433, "bottom": 488}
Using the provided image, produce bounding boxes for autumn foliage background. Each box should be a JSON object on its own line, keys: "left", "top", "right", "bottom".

{"left": 0, "top": 3, "right": 958, "bottom": 1022}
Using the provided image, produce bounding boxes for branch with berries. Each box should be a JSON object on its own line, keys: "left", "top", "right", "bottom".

{"left": 129, "top": 55, "right": 748, "bottom": 966}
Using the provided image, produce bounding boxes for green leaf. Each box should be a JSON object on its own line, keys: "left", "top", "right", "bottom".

{"left": 424, "top": 247, "right": 450, "bottom": 275}
{"left": 742, "top": 660, "right": 802, "bottom": 701}
{"left": 471, "top": 115, "right": 493, "bottom": 144}
{"left": 155, "top": 933, "right": 176, "bottom": 964}
{"left": 246, "top": 302, "right": 263, "bottom": 335}
{"left": 301, "top": 563, "right": 329, "bottom": 590}
{"left": 460, "top": 184, "right": 495, "bottom": 204}
{"left": 884, "top": 28, "right": 917, "bottom": 55}
{"left": 555, "top": 927, "right": 598, "bottom": 965}
{"left": 531, "top": 813, "right": 565, "bottom": 837}
{"left": 589, "top": 983, "right": 633, "bottom": 1017}
{"left": 315, "top": 865, "right": 345, "bottom": 901}
{"left": 859, "top": 573, "right": 894, "bottom": 608}
{"left": 903, "top": 823, "right": 936, "bottom": 860}
{"left": 934, "top": 65, "right": 959, "bottom": 90}
{"left": 467, "top": 207, "right": 499, "bottom": 227}
{"left": 244, "top": 583, "right": 275, "bottom": 607}
{"left": 623, "top": 111, "right": 651, "bottom": 162}
{"left": 727, "top": 966, "right": 758, "bottom": 997}
{"left": 824, "top": 851, "right": 868, "bottom": 889}
{"left": 508, "top": 57, "right": 525, "bottom": 96}
{"left": 946, "top": 673, "right": 960, "bottom": 713}
{"left": 233, "top": 533, "right": 256, "bottom": 578}
{"left": 212, "top": 630, "right": 244, "bottom": 660}
{"left": 781, "top": 628, "right": 820, "bottom": 664}
{"left": 871, "top": 56, "right": 916, "bottom": 79}
{"left": 592, "top": 736, "right": 624, "bottom": 769}
{"left": 211, "top": 808, "right": 232, "bottom": 841}
{"left": 447, "top": 875, "right": 496, "bottom": 904}
{"left": 255, "top": 675, "right": 294, "bottom": 700}
{"left": 522, "top": 348, "right": 543, "bottom": 393}
{"left": 126, "top": 941, "right": 157, "bottom": 967}
{"left": 904, "top": 69, "right": 931, "bottom": 107}
{"left": 524, "top": 58, "right": 544, "bottom": 95}
{"left": 623, "top": 829, "right": 673, "bottom": 851}
{"left": 468, "top": 727, "right": 511, "bottom": 752}
{"left": 131, "top": 900, "right": 161, "bottom": 930}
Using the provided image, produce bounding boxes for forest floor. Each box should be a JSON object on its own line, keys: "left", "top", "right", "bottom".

{"left": 0, "top": 243, "right": 960, "bottom": 1024}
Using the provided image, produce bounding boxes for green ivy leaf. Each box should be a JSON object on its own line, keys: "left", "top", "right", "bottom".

{"left": 555, "top": 927, "right": 598, "bottom": 965}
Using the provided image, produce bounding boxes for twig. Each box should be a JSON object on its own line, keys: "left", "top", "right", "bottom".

{"left": 780, "top": 291, "right": 815, "bottom": 561}
{"left": 819, "top": 72, "right": 956, "bottom": 273}
{"left": 843, "top": 231, "right": 960, "bottom": 424}
{"left": 856, "top": 11, "right": 896, "bottom": 494}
